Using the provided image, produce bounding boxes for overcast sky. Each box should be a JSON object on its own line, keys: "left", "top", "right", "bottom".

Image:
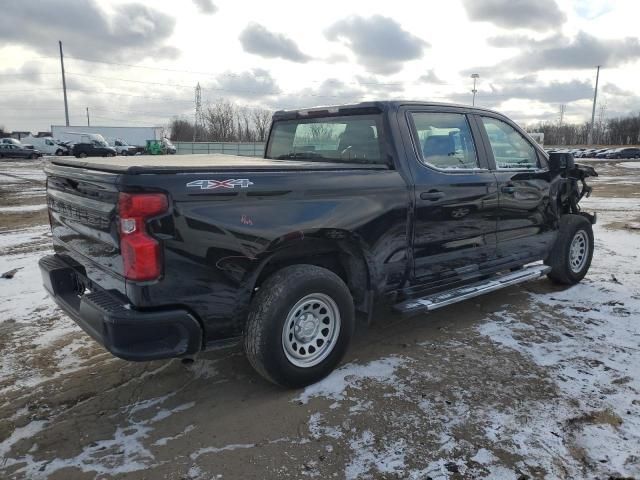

{"left": 1, "top": 0, "right": 639, "bottom": 132}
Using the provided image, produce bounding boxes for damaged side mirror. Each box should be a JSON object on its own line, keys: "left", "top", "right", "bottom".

{"left": 549, "top": 152, "right": 575, "bottom": 174}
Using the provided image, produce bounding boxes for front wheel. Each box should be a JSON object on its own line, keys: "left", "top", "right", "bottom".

{"left": 545, "top": 215, "right": 594, "bottom": 285}
{"left": 244, "top": 265, "right": 355, "bottom": 388}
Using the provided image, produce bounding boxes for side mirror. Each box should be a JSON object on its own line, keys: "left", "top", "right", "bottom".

{"left": 549, "top": 152, "right": 575, "bottom": 173}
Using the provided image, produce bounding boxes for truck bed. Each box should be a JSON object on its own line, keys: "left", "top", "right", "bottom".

{"left": 48, "top": 154, "right": 389, "bottom": 174}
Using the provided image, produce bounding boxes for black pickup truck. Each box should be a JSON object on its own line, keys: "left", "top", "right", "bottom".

{"left": 40, "top": 101, "right": 597, "bottom": 387}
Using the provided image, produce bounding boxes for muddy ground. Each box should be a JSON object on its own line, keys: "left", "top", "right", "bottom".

{"left": 0, "top": 158, "right": 639, "bottom": 479}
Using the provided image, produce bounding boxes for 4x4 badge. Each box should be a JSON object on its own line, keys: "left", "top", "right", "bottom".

{"left": 186, "top": 179, "right": 254, "bottom": 190}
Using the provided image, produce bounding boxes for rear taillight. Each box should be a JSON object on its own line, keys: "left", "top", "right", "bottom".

{"left": 118, "top": 193, "right": 169, "bottom": 281}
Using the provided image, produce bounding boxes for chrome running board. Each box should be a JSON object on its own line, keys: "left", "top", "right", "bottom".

{"left": 394, "top": 264, "right": 550, "bottom": 315}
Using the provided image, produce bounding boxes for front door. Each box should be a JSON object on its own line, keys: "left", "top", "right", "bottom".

{"left": 475, "top": 115, "right": 555, "bottom": 265}
{"left": 401, "top": 109, "right": 500, "bottom": 287}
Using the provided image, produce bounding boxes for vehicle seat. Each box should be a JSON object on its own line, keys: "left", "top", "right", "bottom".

{"left": 338, "top": 123, "right": 379, "bottom": 161}
{"left": 423, "top": 135, "right": 456, "bottom": 167}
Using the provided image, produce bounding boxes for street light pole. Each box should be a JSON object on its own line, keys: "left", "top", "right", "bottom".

{"left": 471, "top": 73, "right": 479, "bottom": 106}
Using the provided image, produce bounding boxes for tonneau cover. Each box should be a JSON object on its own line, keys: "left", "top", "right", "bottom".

{"left": 48, "top": 154, "right": 389, "bottom": 174}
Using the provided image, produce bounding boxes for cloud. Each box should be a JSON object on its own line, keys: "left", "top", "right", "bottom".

{"left": 266, "top": 79, "right": 366, "bottom": 110}
{"left": 213, "top": 69, "right": 280, "bottom": 99}
{"left": 446, "top": 78, "right": 594, "bottom": 107}
{"left": 193, "top": 0, "right": 217, "bottom": 14}
{"left": 418, "top": 70, "right": 445, "bottom": 84}
{"left": 489, "top": 79, "right": 594, "bottom": 103}
{"left": 462, "top": 0, "right": 566, "bottom": 31}
{"left": 601, "top": 83, "right": 634, "bottom": 97}
{"left": 325, "top": 15, "right": 428, "bottom": 75}
{"left": 0, "top": 62, "right": 46, "bottom": 85}
{"left": 574, "top": 0, "right": 614, "bottom": 19}
{"left": 469, "top": 32, "right": 640, "bottom": 75}
{"left": 0, "top": 0, "right": 177, "bottom": 60}
{"left": 239, "top": 23, "right": 311, "bottom": 63}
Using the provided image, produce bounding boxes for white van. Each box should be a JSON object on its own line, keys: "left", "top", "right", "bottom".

{"left": 21, "top": 136, "right": 69, "bottom": 155}
{"left": 106, "top": 138, "right": 137, "bottom": 156}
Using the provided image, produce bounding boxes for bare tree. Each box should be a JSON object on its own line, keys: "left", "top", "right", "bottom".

{"left": 251, "top": 108, "right": 272, "bottom": 142}
{"left": 168, "top": 100, "right": 273, "bottom": 143}
{"left": 168, "top": 118, "right": 195, "bottom": 141}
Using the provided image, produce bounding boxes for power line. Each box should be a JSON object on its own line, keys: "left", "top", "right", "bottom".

{"left": 0, "top": 72, "right": 59, "bottom": 77}
{"left": 0, "top": 87, "right": 62, "bottom": 93}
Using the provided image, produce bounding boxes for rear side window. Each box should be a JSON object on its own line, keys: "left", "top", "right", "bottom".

{"left": 267, "top": 114, "right": 384, "bottom": 164}
{"left": 410, "top": 112, "right": 479, "bottom": 170}
{"left": 481, "top": 117, "right": 539, "bottom": 169}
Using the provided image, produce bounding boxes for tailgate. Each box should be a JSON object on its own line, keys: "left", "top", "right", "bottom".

{"left": 45, "top": 163, "right": 125, "bottom": 294}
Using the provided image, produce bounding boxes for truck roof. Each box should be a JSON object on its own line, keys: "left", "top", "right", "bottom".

{"left": 273, "top": 100, "right": 504, "bottom": 120}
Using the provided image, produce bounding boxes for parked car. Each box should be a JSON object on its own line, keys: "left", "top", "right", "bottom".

{"left": 39, "top": 101, "right": 597, "bottom": 388}
{"left": 595, "top": 149, "right": 614, "bottom": 158}
{"left": 1, "top": 138, "right": 24, "bottom": 147}
{"left": 604, "top": 147, "right": 640, "bottom": 159}
{"left": 72, "top": 140, "right": 117, "bottom": 158}
{"left": 0, "top": 143, "right": 42, "bottom": 159}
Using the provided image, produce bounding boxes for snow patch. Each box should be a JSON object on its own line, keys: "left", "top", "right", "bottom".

{"left": 295, "top": 356, "right": 407, "bottom": 404}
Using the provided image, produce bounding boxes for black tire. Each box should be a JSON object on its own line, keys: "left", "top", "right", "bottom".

{"left": 55, "top": 149, "right": 63, "bottom": 156}
{"left": 244, "top": 265, "right": 355, "bottom": 388}
{"left": 29, "top": 153, "right": 36, "bottom": 160}
{"left": 78, "top": 152, "right": 87, "bottom": 159}
{"left": 545, "top": 214, "right": 594, "bottom": 285}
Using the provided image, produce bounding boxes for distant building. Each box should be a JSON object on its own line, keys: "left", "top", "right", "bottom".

{"left": 9, "top": 131, "right": 32, "bottom": 140}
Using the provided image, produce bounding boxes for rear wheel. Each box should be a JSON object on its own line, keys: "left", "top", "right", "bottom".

{"left": 545, "top": 214, "right": 594, "bottom": 285}
{"left": 78, "top": 152, "right": 88, "bottom": 158}
{"left": 55, "top": 149, "right": 63, "bottom": 156}
{"left": 244, "top": 265, "right": 355, "bottom": 388}
{"left": 29, "top": 153, "right": 36, "bottom": 160}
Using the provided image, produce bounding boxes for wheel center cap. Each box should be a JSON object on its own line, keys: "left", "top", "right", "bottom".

{"left": 296, "top": 314, "right": 318, "bottom": 341}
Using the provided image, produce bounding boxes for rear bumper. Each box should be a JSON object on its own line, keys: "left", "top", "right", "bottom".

{"left": 39, "top": 254, "right": 202, "bottom": 361}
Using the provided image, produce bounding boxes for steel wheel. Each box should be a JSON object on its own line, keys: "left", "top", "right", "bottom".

{"left": 282, "top": 293, "right": 341, "bottom": 368}
{"left": 569, "top": 230, "right": 588, "bottom": 273}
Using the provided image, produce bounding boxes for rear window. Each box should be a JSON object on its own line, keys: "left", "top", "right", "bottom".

{"left": 266, "top": 114, "right": 384, "bottom": 164}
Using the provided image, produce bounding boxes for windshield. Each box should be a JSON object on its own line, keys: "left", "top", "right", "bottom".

{"left": 266, "top": 114, "right": 385, "bottom": 164}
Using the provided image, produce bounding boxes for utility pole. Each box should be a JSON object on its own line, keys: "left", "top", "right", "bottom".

{"left": 86, "top": 107, "right": 90, "bottom": 127}
{"left": 193, "top": 82, "right": 202, "bottom": 142}
{"left": 471, "top": 73, "right": 479, "bottom": 106}
{"left": 59, "top": 41, "right": 70, "bottom": 127}
{"left": 588, "top": 65, "right": 600, "bottom": 144}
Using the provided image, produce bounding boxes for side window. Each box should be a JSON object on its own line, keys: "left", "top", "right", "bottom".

{"left": 481, "top": 117, "right": 539, "bottom": 169}
{"left": 410, "top": 112, "right": 479, "bottom": 170}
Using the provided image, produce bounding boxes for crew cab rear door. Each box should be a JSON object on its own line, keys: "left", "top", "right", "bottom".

{"left": 472, "top": 114, "right": 555, "bottom": 265}
{"left": 398, "top": 106, "right": 499, "bottom": 287}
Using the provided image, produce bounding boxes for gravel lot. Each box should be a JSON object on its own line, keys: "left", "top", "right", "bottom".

{"left": 1, "top": 158, "right": 639, "bottom": 479}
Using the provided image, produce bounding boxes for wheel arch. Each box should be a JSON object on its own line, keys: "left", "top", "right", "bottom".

{"left": 247, "top": 230, "right": 376, "bottom": 314}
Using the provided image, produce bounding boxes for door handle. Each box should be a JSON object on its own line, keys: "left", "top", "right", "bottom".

{"left": 420, "top": 190, "right": 445, "bottom": 201}
{"left": 501, "top": 186, "right": 516, "bottom": 194}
